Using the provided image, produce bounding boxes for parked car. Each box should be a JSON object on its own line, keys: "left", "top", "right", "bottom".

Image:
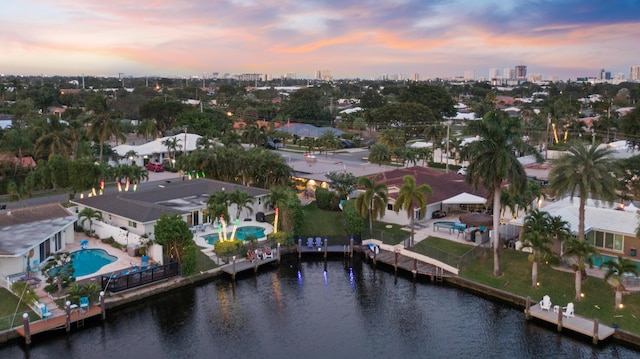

{"left": 457, "top": 166, "right": 468, "bottom": 176}
{"left": 145, "top": 162, "right": 165, "bottom": 172}
{"left": 432, "top": 210, "right": 447, "bottom": 219}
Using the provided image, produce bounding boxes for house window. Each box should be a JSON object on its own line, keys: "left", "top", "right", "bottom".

{"left": 54, "top": 232, "right": 62, "bottom": 251}
{"left": 128, "top": 221, "right": 138, "bottom": 228}
{"left": 586, "top": 230, "right": 624, "bottom": 251}
{"left": 387, "top": 204, "right": 393, "bottom": 211}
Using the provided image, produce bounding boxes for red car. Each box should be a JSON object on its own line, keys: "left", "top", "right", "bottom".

{"left": 145, "top": 162, "right": 165, "bottom": 172}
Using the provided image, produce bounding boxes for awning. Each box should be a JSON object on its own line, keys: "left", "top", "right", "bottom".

{"left": 442, "top": 192, "right": 487, "bottom": 205}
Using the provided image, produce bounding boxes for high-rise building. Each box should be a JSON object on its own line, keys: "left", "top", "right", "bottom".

{"left": 598, "top": 69, "right": 612, "bottom": 80}
{"left": 463, "top": 70, "right": 475, "bottom": 81}
{"left": 515, "top": 65, "right": 527, "bottom": 79}
{"left": 630, "top": 65, "right": 640, "bottom": 81}
{"left": 316, "top": 69, "right": 332, "bottom": 81}
{"left": 489, "top": 68, "right": 500, "bottom": 80}
{"left": 503, "top": 67, "right": 514, "bottom": 79}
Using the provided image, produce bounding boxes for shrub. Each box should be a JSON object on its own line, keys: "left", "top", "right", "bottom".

{"left": 315, "top": 187, "right": 340, "bottom": 210}
{"left": 268, "top": 231, "right": 293, "bottom": 246}
{"left": 213, "top": 239, "right": 246, "bottom": 263}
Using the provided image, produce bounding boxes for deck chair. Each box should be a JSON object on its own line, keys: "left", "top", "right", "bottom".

{"left": 80, "top": 296, "right": 90, "bottom": 312}
{"left": 307, "top": 237, "right": 314, "bottom": 247}
{"left": 263, "top": 247, "right": 274, "bottom": 259}
{"left": 41, "top": 305, "right": 53, "bottom": 320}
{"left": 562, "top": 302, "right": 575, "bottom": 318}
{"left": 315, "top": 237, "right": 323, "bottom": 247}
{"left": 539, "top": 295, "right": 552, "bottom": 311}
{"left": 80, "top": 239, "right": 89, "bottom": 250}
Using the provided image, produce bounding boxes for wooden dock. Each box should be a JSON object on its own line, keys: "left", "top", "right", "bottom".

{"left": 526, "top": 301, "right": 615, "bottom": 344}
{"left": 365, "top": 248, "right": 451, "bottom": 279}
{"left": 15, "top": 305, "right": 103, "bottom": 338}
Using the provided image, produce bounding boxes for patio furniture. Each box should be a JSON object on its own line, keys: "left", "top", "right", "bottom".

{"left": 80, "top": 296, "right": 90, "bottom": 312}
{"left": 307, "top": 238, "right": 314, "bottom": 247}
{"left": 562, "top": 303, "right": 575, "bottom": 318}
{"left": 263, "top": 247, "right": 274, "bottom": 259}
{"left": 80, "top": 239, "right": 89, "bottom": 250}
{"left": 539, "top": 295, "right": 552, "bottom": 311}
{"left": 41, "top": 305, "right": 53, "bottom": 320}
{"left": 315, "top": 237, "right": 323, "bottom": 247}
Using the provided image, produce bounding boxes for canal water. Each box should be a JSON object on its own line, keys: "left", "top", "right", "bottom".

{"left": 1, "top": 255, "right": 639, "bottom": 359}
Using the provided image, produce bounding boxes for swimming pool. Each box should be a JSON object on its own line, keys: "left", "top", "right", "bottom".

{"left": 590, "top": 254, "right": 640, "bottom": 272}
{"left": 48, "top": 248, "right": 117, "bottom": 277}
{"left": 203, "top": 226, "right": 266, "bottom": 244}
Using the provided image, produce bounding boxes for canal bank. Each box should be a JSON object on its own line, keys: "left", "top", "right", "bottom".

{"left": 2, "top": 247, "right": 640, "bottom": 351}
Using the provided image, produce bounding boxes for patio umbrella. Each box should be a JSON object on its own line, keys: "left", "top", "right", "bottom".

{"left": 459, "top": 212, "right": 493, "bottom": 228}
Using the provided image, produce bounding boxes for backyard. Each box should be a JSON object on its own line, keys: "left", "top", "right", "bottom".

{"left": 0, "top": 288, "right": 39, "bottom": 332}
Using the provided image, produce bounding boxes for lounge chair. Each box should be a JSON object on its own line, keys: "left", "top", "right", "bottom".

{"left": 80, "top": 239, "right": 89, "bottom": 250}
{"left": 307, "top": 237, "right": 314, "bottom": 247}
{"left": 80, "top": 296, "right": 89, "bottom": 312}
{"left": 41, "top": 305, "right": 53, "bottom": 320}
{"left": 263, "top": 247, "right": 274, "bottom": 259}
{"left": 315, "top": 237, "right": 323, "bottom": 247}
{"left": 562, "top": 303, "right": 575, "bottom": 318}
{"left": 539, "top": 295, "right": 552, "bottom": 311}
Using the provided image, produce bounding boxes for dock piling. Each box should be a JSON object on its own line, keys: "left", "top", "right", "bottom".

{"left": 593, "top": 319, "right": 599, "bottom": 345}
{"left": 557, "top": 306, "right": 563, "bottom": 332}
{"left": 277, "top": 243, "right": 281, "bottom": 264}
{"left": 324, "top": 237, "right": 328, "bottom": 259}
{"left": 349, "top": 237, "right": 354, "bottom": 258}
{"left": 65, "top": 301, "right": 71, "bottom": 332}
{"left": 298, "top": 238, "right": 302, "bottom": 260}
{"left": 525, "top": 296, "right": 531, "bottom": 320}
{"left": 22, "top": 313, "right": 31, "bottom": 345}
{"left": 100, "top": 291, "right": 106, "bottom": 320}
{"left": 232, "top": 256, "right": 236, "bottom": 281}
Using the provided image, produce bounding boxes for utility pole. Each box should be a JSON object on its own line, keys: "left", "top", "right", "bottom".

{"left": 445, "top": 120, "right": 451, "bottom": 173}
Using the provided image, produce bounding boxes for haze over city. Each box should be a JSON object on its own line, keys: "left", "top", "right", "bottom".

{"left": 1, "top": 0, "right": 639, "bottom": 80}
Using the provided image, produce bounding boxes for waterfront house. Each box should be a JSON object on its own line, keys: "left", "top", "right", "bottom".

{"left": 0, "top": 203, "right": 76, "bottom": 284}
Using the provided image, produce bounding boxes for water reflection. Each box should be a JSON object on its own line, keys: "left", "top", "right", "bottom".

{"left": 1, "top": 255, "right": 639, "bottom": 359}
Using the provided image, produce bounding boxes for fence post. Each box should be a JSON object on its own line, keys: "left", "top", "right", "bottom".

{"left": 65, "top": 301, "right": 71, "bottom": 332}
{"left": 100, "top": 291, "right": 106, "bottom": 320}
{"left": 23, "top": 313, "right": 31, "bottom": 345}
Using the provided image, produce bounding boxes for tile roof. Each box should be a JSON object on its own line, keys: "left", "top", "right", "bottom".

{"left": 370, "top": 166, "right": 488, "bottom": 203}
{"left": 71, "top": 178, "right": 270, "bottom": 223}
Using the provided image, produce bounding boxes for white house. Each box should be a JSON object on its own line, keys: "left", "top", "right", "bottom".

{"left": 112, "top": 133, "right": 214, "bottom": 166}
{"left": 0, "top": 204, "right": 76, "bottom": 285}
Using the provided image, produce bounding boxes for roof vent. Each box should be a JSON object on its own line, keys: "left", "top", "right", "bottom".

{"left": 6, "top": 211, "right": 11, "bottom": 216}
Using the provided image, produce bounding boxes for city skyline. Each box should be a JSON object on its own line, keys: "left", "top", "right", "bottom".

{"left": 1, "top": 0, "right": 639, "bottom": 80}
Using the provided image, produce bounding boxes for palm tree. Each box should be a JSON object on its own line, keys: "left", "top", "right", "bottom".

{"left": 548, "top": 141, "right": 619, "bottom": 242}
{"left": 162, "top": 137, "right": 182, "bottom": 167}
{"left": 354, "top": 174, "right": 389, "bottom": 236}
{"left": 466, "top": 111, "right": 542, "bottom": 276}
{"left": 424, "top": 124, "right": 446, "bottom": 163}
{"left": 34, "top": 117, "right": 72, "bottom": 159}
{"left": 228, "top": 189, "right": 255, "bottom": 221}
{"left": 136, "top": 119, "right": 158, "bottom": 141}
{"left": 78, "top": 208, "right": 103, "bottom": 234}
{"left": 562, "top": 237, "right": 599, "bottom": 301}
{"left": 520, "top": 210, "right": 555, "bottom": 289}
{"left": 207, "top": 190, "right": 231, "bottom": 226}
{"left": 266, "top": 186, "right": 295, "bottom": 233}
{"left": 368, "top": 143, "right": 391, "bottom": 166}
{"left": 393, "top": 175, "right": 432, "bottom": 247}
{"left": 88, "top": 115, "right": 119, "bottom": 163}
{"left": 603, "top": 255, "right": 640, "bottom": 309}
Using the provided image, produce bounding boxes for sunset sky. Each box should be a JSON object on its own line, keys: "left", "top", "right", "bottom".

{"left": 1, "top": 0, "right": 639, "bottom": 80}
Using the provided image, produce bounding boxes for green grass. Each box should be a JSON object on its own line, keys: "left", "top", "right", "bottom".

{"left": 296, "top": 205, "right": 352, "bottom": 245}
{"left": 193, "top": 249, "right": 219, "bottom": 274}
{"left": 0, "top": 288, "right": 38, "bottom": 331}
{"left": 416, "top": 236, "right": 475, "bottom": 256}
{"left": 461, "top": 249, "right": 640, "bottom": 334}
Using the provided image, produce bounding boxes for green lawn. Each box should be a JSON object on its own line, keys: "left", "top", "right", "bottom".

{"left": 0, "top": 288, "right": 38, "bottom": 331}
{"left": 193, "top": 249, "right": 219, "bottom": 274}
{"left": 462, "top": 249, "right": 640, "bottom": 334}
{"left": 296, "top": 204, "right": 352, "bottom": 245}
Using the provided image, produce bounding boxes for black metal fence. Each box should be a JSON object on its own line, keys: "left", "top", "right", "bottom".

{"left": 100, "top": 261, "right": 180, "bottom": 293}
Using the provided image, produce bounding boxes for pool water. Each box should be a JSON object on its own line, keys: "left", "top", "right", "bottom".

{"left": 590, "top": 254, "right": 640, "bottom": 272}
{"left": 48, "top": 248, "right": 117, "bottom": 277}
{"left": 203, "top": 226, "right": 266, "bottom": 244}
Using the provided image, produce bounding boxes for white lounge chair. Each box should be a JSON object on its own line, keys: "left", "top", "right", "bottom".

{"left": 562, "top": 302, "right": 575, "bottom": 318}
{"left": 315, "top": 237, "right": 323, "bottom": 247}
{"left": 539, "top": 295, "right": 552, "bottom": 311}
{"left": 263, "top": 247, "right": 274, "bottom": 259}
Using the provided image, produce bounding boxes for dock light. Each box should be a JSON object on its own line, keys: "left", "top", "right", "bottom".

{"left": 619, "top": 304, "right": 624, "bottom": 309}
{"left": 536, "top": 282, "right": 540, "bottom": 287}
{"left": 580, "top": 293, "right": 585, "bottom": 298}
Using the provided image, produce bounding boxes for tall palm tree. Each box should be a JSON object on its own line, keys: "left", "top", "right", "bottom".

{"left": 368, "top": 143, "right": 391, "bottom": 166}
{"left": 78, "top": 208, "right": 103, "bottom": 234}
{"left": 548, "top": 141, "right": 620, "bottom": 241}
{"left": 207, "top": 190, "right": 231, "bottom": 226}
{"left": 521, "top": 209, "right": 554, "bottom": 289}
{"left": 136, "top": 119, "right": 158, "bottom": 141}
{"left": 562, "top": 237, "right": 599, "bottom": 301}
{"left": 228, "top": 189, "right": 256, "bottom": 221}
{"left": 162, "top": 137, "right": 182, "bottom": 167}
{"left": 603, "top": 255, "right": 640, "bottom": 309}
{"left": 393, "top": 175, "right": 432, "bottom": 247}
{"left": 88, "top": 115, "right": 119, "bottom": 163}
{"left": 354, "top": 174, "right": 389, "bottom": 236}
{"left": 466, "top": 111, "right": 542, "bottom": 276}
{"left": 34, "top": 117, "right": 72, "bottom": 159}
{"left": 424, "top": 124, "right": 446, "bottom": 163}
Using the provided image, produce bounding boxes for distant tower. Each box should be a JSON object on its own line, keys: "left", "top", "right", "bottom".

{"left": 489, "top": 68, "right": 500, "bottom": 80}
{"left": 515, "top": 65, "right": 527, "bottom": 80}
{"left": 630, "top": 65, "right": 640, "bottom": 81}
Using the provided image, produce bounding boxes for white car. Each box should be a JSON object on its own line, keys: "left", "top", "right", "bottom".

{"left": 457, "top": 167, "right": 468, "bottom": 175}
